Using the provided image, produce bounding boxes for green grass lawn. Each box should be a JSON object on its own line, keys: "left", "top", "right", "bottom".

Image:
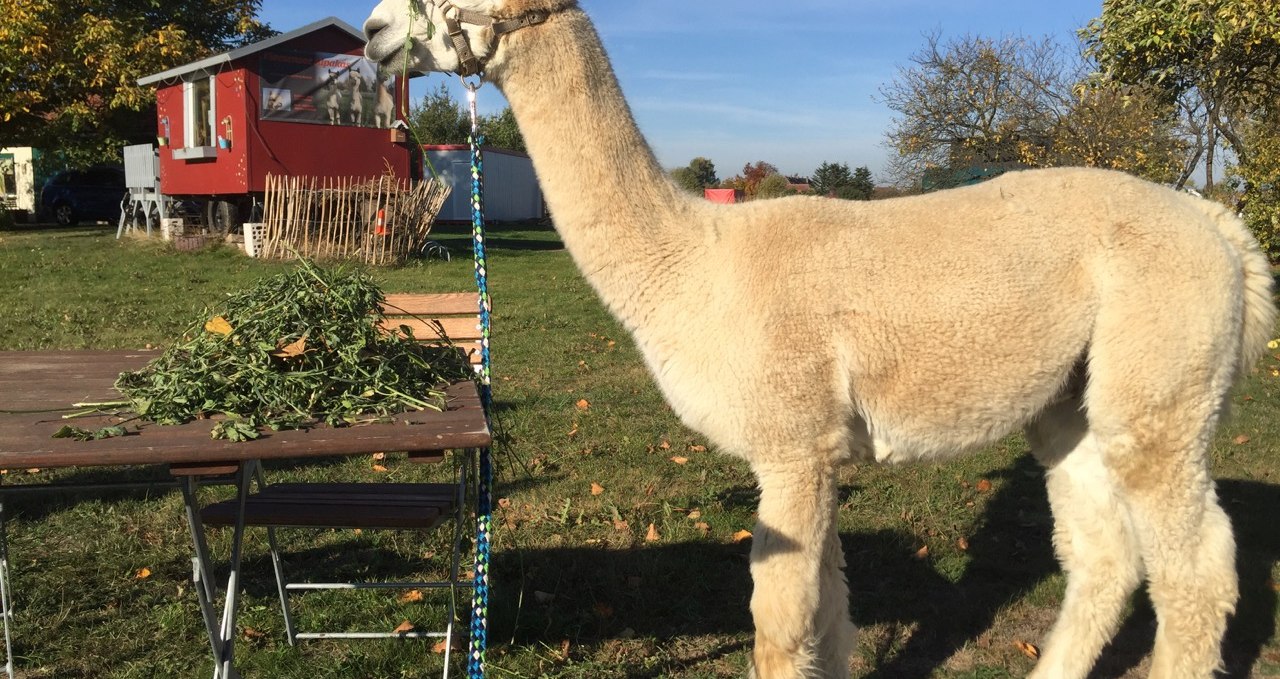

{"left": 1, "top": 223, "right": 1278, "bottom": 678}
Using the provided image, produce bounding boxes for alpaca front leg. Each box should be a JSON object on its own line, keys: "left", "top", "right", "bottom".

{"left": 749, "top": 459, "right": 842, "bottom": 679}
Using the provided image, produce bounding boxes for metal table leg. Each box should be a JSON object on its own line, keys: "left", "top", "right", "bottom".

{"left": 180, "top": 461, "right": 256, "bottom": 679}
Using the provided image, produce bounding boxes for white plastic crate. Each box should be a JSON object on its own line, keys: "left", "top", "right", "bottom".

{"left": 242, "top": 222, "right": 267, "bottom": 258}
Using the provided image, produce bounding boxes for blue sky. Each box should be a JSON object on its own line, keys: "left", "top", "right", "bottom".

{"left": 260, "top": 1, "right": 1105, "bottom": 183}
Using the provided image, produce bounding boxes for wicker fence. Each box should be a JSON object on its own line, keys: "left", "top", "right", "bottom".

{"left": 257, "top": 173, "right": 451, "bottom": 266}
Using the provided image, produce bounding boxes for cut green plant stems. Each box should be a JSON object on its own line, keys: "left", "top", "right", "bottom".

{"left": 392, "top": 5, "right": 444, "bottom": 181}
{"left": 112, "top": 259, "right": 473, "bottom": 439}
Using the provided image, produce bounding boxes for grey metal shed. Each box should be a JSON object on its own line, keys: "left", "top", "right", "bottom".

{"left": 423, "top": 145, "right": 543, "bottom": 222}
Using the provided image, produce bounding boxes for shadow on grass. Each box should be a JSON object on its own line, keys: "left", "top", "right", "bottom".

{"left": 5, "top": 452, "right": 1276, "bottom": 677}
{"left": 477, "top": 457, "right": 1279, "bottom": 678}
{"left": 854, "top": 454, "right": 1057, "bottom": 678}
{"left": 424, "top": 220, "right": 565, "bottom": 254}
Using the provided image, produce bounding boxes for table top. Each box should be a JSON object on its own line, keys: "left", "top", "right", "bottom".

{"left": 0, "top": 350, "right": 491, "bottom": 469}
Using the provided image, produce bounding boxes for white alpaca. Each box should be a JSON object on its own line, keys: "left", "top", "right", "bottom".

{"left": 348, "top": 69, "right": 366, "bottom": 125}
{"left": 373, "top": 76, "right": 396, "bottom": 128}
{"left": 323, "top": 69, "right": 342, "bottom": 124}
{"left": 362, "top": 2, "right": 1277, "bottom": 678}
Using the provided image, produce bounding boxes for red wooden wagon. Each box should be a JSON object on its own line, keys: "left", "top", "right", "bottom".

{"left": 135, "top": 17, "right": 414, "bottom": 232}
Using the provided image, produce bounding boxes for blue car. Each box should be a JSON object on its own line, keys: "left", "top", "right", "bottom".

{"left": 39, "top": 166, "right": 125, "bottom": 226}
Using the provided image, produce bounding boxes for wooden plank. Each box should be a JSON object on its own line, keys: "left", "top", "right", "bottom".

{"left": 380, "top": 317, "right": 480, "bottom": 341}
{"left": 0, "top": 352, "right": 490, "bottom": 469}
{"left": 381, "top": 292, "right": 479, "bottom": 316}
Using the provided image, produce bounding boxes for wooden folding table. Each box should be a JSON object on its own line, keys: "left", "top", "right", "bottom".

{"left": 0, "top": 350, "right": 491, "bottom": 678}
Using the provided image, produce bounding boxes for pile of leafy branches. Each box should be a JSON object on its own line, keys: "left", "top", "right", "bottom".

{"left": 113, "top": 260, "right": 473, "bottom": 440}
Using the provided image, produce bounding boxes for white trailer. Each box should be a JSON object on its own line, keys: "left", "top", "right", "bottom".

{"left": 1, "top": 147, "right": 38, "bottom": 222}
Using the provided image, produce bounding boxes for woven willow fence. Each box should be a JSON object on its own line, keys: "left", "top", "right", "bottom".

{"left": 257, "top": 173, "right": 451, "bottom": 266}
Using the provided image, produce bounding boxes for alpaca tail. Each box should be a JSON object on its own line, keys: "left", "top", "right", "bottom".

{"left": 1204, "top": 201, "right": 1277, "bottom": 377}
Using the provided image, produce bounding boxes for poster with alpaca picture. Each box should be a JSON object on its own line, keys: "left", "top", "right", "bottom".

{"left": 259, "top": 50, "right": 391, "bottom": 128}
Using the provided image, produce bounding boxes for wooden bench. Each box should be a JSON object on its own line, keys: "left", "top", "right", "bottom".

{"left": 197, "top": 292, "right": 484, "bottom": 651}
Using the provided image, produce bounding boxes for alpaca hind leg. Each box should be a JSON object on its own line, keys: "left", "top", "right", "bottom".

{"left": 1109, "top": 438, "right": 1236, "bottom": 679}
{"left": 814, "top": 523, "right": 855, "bottom": 679}
{"left": 749, "top": 458, "right": 841, "bottom": 679}
{"left": 1025, "top": 395, "right": 1143, "bottom": 679}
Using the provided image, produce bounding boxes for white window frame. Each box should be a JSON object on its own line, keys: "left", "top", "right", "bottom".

{"left": 182, "top": 76, "right": 217, "bottom": 149}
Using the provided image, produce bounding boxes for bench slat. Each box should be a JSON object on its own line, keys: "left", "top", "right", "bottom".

{"left": 201, "top": 482, "right": 459, "bottom": 529}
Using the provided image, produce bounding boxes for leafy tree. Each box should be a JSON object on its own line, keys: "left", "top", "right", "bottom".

{"left": 406, "top": 84, "right": 525, "bottom": 151}
{"left": 0, "top": 0, "right": 273, "bottom": 166}
{"left": 1083, "top": 0, "right": 1280, "bottom": 162}
{"left": 480, "top": 106, "right": 525, "bottom": 152}
{"left": 1024, "top": 81, "right": 1188, "bottom": 184}
{"left": 879, "top": 33, "right": 1068, "bottom": 183}
{"left": 848, "top": 166, "right": 875, "bottom": 199}
{"left": 809, "top": 161, "right": 854, "bottom": 196}
{"left": 670, "top": 156, "right": 718, "bottom": 194}
{"left": 740, "top": 160, "right": 779, "bottom": 197}
{"left": 881, "top": 31, "right": 1194, "bottom": 189}
{"left": 688, "top": 157, "right": 718, "bottom": 189}
{"left": 1085, "top": 0, "right": 1280, "bottom": 255}
{"left": 755, "top": 174, "right": 793, "bottom": 200}
{"left": 670, "top": 167, "right": 700, "bottom": 193}
{"left": 406, "top": 83, "right": 470, "bottom": 145}
{"left": 1230, "top": 110, "right": 1280, "bottom": 260}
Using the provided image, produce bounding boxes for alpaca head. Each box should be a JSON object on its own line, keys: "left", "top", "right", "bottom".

{"left": 364, "top": 0, "right": 572, "bottom": 76}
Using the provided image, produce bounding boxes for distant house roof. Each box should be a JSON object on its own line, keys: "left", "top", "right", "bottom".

{"left": 138, "top": 17, "right": 363, "bottom": 86}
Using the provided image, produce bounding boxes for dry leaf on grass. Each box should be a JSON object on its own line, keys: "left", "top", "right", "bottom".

{"left": 372, "top": 464, "right": 388, "bottom": 473}
{"left": 1233, "top": 434, "right": 1251, "bottom": 445}
{"left": 575, "top": 399, "right": 590, "bottom": 410}
{"left": 135, "top": 567, "right": 152, "bottom": 579}
{"left": 659, "top": 440, "right": 671, "bottom": 450}
{"left": 913, "top": 545, "right": 930, "bottom": 560}
{"left": 694, "top": 522, "right": 710, "bottom": 536}
{"left": 687, "top": 509, "right": 702, "bottom": 520}
{"left": 976, "top": 479, "right": 993, "bottom": 493}
{"left": 242, "top": 626, "right": 266, "bottom": 640}
{"left": 613, "top": 519, "right": 630, "bottom": 532}
{"left": 590, "top": 482, "right": 604, "bottom": 496}
{"left": 956, "top": 537, "right": 970, "bottom": 551}
{"left": 393, "top": 620, "right": 415, "bottom": 634}
{"left": 670, "top": 456, "right": 688, "bottom": 465}
{"left": 399, "top": 589, "right": 424, "bottom": 603}
{"left": 371, "top": 452, "right": 386, "bottom": 461}
{"left": 1015, "top": 640, "right": 1041, "bottom": 659}
{"left": 732, "top": 529, "right": 753, "bottom": 543}
{"left": 688, "top": 444, "right": 706, "bottom": 452}
{"left": 645, "top": 523, "right": 660, "bottom": 542}
{"left": 497, "top": 497, "right": 511, "bottom": 508}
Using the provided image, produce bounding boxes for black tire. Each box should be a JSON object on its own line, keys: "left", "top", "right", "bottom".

{"left": 205, "top": 199, "right": 239, "bottom": 236}
{"left": 53, "top": 203, "right": 77, "bottom": 227}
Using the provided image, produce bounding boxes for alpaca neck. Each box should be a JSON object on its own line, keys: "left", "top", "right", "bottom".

{"left": 485, "top": 9, "right": 700, "bottom": 319}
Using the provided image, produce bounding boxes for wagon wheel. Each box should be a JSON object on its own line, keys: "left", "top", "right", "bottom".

{"left": 204, "top": 199, "right": 239, "bottom": 236}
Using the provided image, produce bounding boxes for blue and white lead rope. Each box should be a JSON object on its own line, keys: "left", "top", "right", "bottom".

{"left": 464, "top": 82, "right": 493, "bottom": 679}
